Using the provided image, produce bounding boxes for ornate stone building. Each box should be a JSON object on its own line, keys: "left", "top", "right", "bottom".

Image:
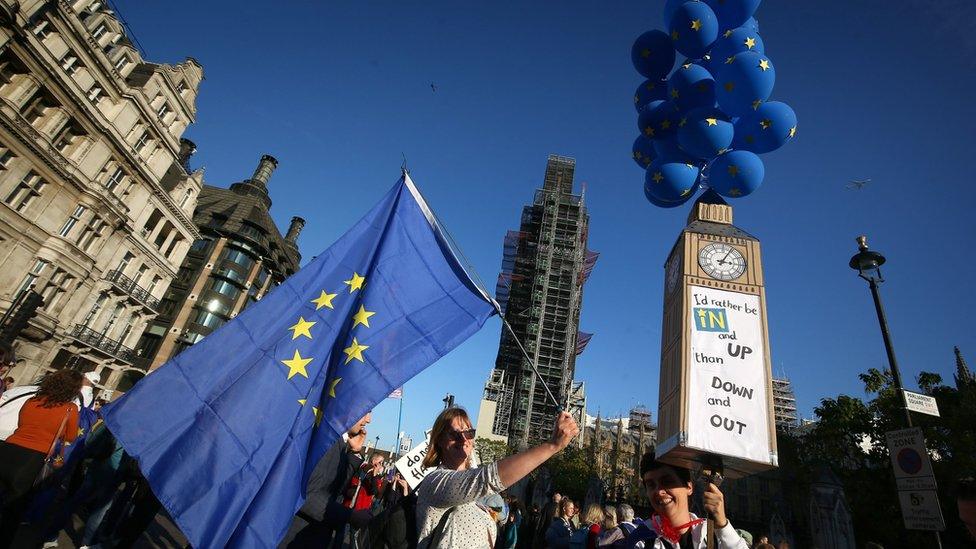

{"left": 133, "top": 155, "right": 302, "bottom": 370}
{"left": 584, "top": 406, "right": 656, "bottom": 504}
{"left": 0, "top": 0, "right": 203, "bottom": 393}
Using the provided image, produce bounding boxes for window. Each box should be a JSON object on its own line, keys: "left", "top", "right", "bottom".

{"left": 58, "top": 205, "right": 86, "bottom": 237}
{"left": 60, "top": 54, "right": 79, "bottom": 75}
{"left": 254, "top": 267, "right": 270, "bottom": 291}
{"left": 86, "top": 85, "right": 102, "bottom": 102}
{"left": 116, "top": 252, "right": 134, "bottom": 274}
{"left": 189, "top": 238, "right": 211, "bottom": 253}
{"left": 82, "top": 294, "right": 107, "bottom": 326}
{"left": 136, "top": 264, "right": 149, "bottom": 284}
{"left": 134, "top": 131, "right": 149, "bottom": 152}
{"left": 53, "top": 122, "right": 82, "bottom": 153}
{"left": 215, "top": 266, "right": 245, "bottom": 284}
{"left": 205, "top": 297, "right": 232, "bottom": 316}
{"left": 16, "top": 258, "right": 48, "bottom": 295}
{"left": 156, "top": 103, "right": 170, "bottom": 119}
{"left": 146, "top": 275, "right": 161, "bottom": 296}
{"left": 5, "top": 170, "right": 46, "bottom": 212}
{"left": 211, "top": 279, "right": 241, "bottom": 300}
{"left": 104, "top": 166, "right": 125, "bottom": 191}
{"left": 221, "top": 247, "right": 254, "bottom": 271}
{"left": 87, "top": 0, "right": 103, "bottom": 12}
{"left": 113, "top": 54, "right": 129, "bottom": 72}
{"left": 102, "top": 303, "right": 124, "bottom": 332}
{"left": 20, "top": 93, "right": 51, "bottom": 125}
{"left": 176, "top": 80, "right": 188, "bottom": 94}
{"left": 193, "top": 308, "right": 226, "bottom": 330}
{"left": 239, "top": 221, "right": 265, "bottom": 241}
{"left": 179, "top": 188, "right": 193, "bottom": 208}
{"left": 92, "top": 23, "right": 107, "bottom": 40}
{"left": 41, "top": 268, "right": 73, "bottom": 310}
{"left": 77, "top": 215, "right": 105, "bottom": 252}
{"left": 32, "top": 20, "right": 50, "bottom": 39}
{"left": 0, "top": 145, "right": 15, "bottom": 170}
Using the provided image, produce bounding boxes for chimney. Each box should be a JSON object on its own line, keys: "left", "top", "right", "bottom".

{"left": 251, "top": 154, "right": 278, "bottom": 186}
{"left": 285, "top": 216, "right": 305, "bottom": 244}
{"left": 178, "top": 138, "right": 196, "bottom": 171}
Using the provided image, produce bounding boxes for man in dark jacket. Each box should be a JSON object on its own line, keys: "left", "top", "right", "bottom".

{"left": 280, "top": 413, "right": 373, "bottom": 548}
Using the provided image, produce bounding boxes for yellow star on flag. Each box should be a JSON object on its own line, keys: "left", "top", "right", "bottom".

{"left": 78, "top": 428, "right": 85, "bottom": 436}
{"left": 641, "top": 48, "right": 651, "bottom": 58}
{"left": 281, "top": 350, "right": 313, "bottom": 380}
{"left": 298, "top": 399, "right": 307, "bottom": 406}
{"left": 289, "top": 317, "right": 316, "bottom": 340}
{"left": 760, "top": 118, "right": 772, "bottom": 130}
{"left": 344, "top": 272, "right": 366, "bottom": 293}
{"left": 312, "top": 406, "right": 323, "bottom": 427}
{"left": 343, "top": 338, "right": 369, "bottom": 364}
{"left": 660, "top": 119, "right": 671, "bottom": 130}
{"left": 329, "top": 377, "right": 342, "bottom": 398}
{"left": 311, "top": 290, "right": 337, "bottom": 310}
{"left": 744, "top": 37, "right": 756, "bottom": 49}
{"left": 652, "top": 172, "right": 664, "bottom": 183}
{"left": 789, "top": 126, "right": 797, "bottom": 138}
{"left": 352, "top": 305, "right": 376, "bottom": 329}
{"left": 705, "top": 118, "right": 718, "bottom": 126}
{"left": 690, "top": 19, "right": 702, "bottom": 31}
{"left": 724, "top": 82, "right": 735, "bottom": 92}
{"left": 728, "top": 165, "right": 740, "bottom": 177}
{"left": 758, "top": 59, "right": 771, "bottom": 71}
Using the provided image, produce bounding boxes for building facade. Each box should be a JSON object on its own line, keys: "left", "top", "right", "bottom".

{"left": 772, "top": 376, "right": 798, "bottom": 430}
{"left": 0, "top": 0, "right": 203, "bottom": 393}
{"left": 134, "top": 155, "right": 302, "bottom": 370}
{"left": 480, "top": 155, "right": 595, "bottom": 448}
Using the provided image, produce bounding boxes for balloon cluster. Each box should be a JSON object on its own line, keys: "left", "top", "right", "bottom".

{"left": 630, "top": 0, "right": 796, "bottom": 208}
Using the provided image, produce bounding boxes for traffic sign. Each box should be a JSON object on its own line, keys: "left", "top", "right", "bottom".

{"left": 897, "top": 490, "right": 945, "bottom": 531}
{"left": 902, "top": 390, "right": 940, "bottom": 417}
{"left": 885, "top": 427, "right": 944, "bottom": 531}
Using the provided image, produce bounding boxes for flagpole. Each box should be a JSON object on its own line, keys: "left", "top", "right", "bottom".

{"left": 394, "top": 393, "right": 404, "bottom": 460}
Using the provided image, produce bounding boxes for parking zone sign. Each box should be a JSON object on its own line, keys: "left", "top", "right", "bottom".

{"left": 885, "top": 427, "right": 945, "bottom": 531}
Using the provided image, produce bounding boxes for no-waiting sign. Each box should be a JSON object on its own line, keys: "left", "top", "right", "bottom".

{"left": 902, "top": 390, "right": 940, "bottom": 417}
{"left": 885, "top": 427, "right": 944, "bottom": 531}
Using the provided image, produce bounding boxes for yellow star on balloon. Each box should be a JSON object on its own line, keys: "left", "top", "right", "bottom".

{"left": 729, "top": 188, "right": 743, "bottom": 197}
{"left": 725, "top": 56, "right": 736, "bottom": 64}
{"left": 789, "top": 126, "right": 797, "bottom": 138}
{"left": 312, "top": 406, "right": 323, "bottom": 427}
{"left": 352, "top": 305, "right": 376, "bottom": 329}
{"left": 758, "top": 59, "right": 771, "bottom": 71}
{"left": 727, "top": 165, "right": 740, "bottom": 177}
{"left": 671, "top": 30, "right": 680, "bottom": 40}
{"left": 343, "top": 338, "right": 369, "bottom": 364}
{"left": 745, "top": 135, "right": 755, "bottom": 143}
{"left": 634, "top": 95, "right": 639, "bottom": 104}
{"left": 646, "top": 82, "right": 656, "bottom": 91}
{"left": 744, "top": 37, "right": 756, "bottom": 49}
{"left": 281, "top": 350, "right": 313, "bottom": 380}
{"left": 751, "top": 99, "right": 763, "bottom": 110}
{"left": 679, "top": 117, "right": 688, "bottom": 127}
{"left": 328, "top": 377, "right": 342, "bottom": 398}
{"left": 311, "top": 290, "right": 337, "bottom": 310}
{"left": 289, "top": 317, "right": 316, "bottom": 340}
{"left": 644, "top": 126, "right": 655, "bottom": 137}
{"left": 705, "top": 118, "right": 718, "bottom": 126}
{"left": 641, "top": 48, "right": 651, "bottom": 58}
{"left": 724, "top": 82, "right": 735, "bottom": 92}
{"left": 690, "top": 19, "right": 702, "bottom": 31}
{"left": 660, "top": 119, "right": 671, "bottom": 130}
{"left": 652, "top": 172, "right": 664, "bottom": 183}
{"left": 760, "top": 118, "right": 772, "bottom": 130}
{"left": 634, "top": 151, "right": 642, "bottom": 159}
{"left": 344, "top": 272, "right": 366, "bottom": 293}
{"left": 723, "top": 30, "right": 733, "bottom": 38}
{"left": 670, "top": 88, "right": 679, "bottom": 99}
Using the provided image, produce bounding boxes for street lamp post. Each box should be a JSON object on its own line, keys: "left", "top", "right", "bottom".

{"left": 848, "top": 235, "right": 912, "bottom": 427}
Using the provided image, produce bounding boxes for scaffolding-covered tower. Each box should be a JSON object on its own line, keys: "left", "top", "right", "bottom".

{"left": 772, "top": 377, "right": 798, "bottom": 430}
{"left": 488, "top": 155, "right": 596, "bottom": 448}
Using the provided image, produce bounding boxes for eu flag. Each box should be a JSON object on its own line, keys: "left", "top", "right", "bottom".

{"left": 102, "top": 174, "right": 496, "bottom": 548}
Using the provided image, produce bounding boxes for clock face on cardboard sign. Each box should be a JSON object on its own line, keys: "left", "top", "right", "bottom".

{"left": 698, "top": 242, "right": 746, "bottom": 281}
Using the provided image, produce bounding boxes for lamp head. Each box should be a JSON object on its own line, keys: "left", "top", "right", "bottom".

{"left": 849, "top": 235, "right": 886, "bottom": 283}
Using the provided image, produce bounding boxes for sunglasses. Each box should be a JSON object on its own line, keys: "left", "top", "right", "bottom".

{"left": 445, "top": 428, "right": 476, "bottom": 442}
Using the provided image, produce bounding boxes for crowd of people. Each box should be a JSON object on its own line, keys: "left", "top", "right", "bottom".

{"left": 0, "top": 358, "right": 974, "bottom": 548}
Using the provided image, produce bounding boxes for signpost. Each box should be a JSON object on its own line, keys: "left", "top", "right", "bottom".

{"left": 885, "top": 427, "right": 945, "bottom": 531}
{"left": 902, "top": 390, "right": 940, "bottom": 417}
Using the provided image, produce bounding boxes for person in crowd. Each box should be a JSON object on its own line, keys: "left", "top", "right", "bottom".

{"left": 363, "top": 471, "right": 415, "bottom": 549}
{"left": 754, "top": 535, "right": 769, "bottom": 546}
{"left": 415, "top": 407, "right": 578, "bottom": 549}
{"left": 957, "top": 477, "right": 976, "bottom": 539}
{"left": 600, "top": 503, "right": 636, "bottom": 547}
{"left": 597, "top": 505, "right": 618, "bottom": 546}
{"left": 544, "top": 498, "right": 576, "bottom": 548}
{"left": 0, "top": 371, "right": 97, "bottom": 440}
{"left": 92, "top": 398, "right": 106, "bottom": 413}
{"left": 535, "top": 491, "right": 562, "bottom": 546}
{"left": 623, "top": 453, "right": 749, "bottom": 549}
{"left": 496, "top": 494, "right": 521, "bottom": 549}
{"left": 346, "top": 453, "right": 386, "bottom": 511}
{"left": 578, "top": 504, "right": 604, "bottom": 549}
{"left": 281, "top": 412, "right": 374, "bottom": 548}
{"left": 518, "top": 503, "right": 538, "bottom": 549}
{"left": 0, "top": 369, "right": 82, "bottom": 548}
{"left": 733, "top": 529, "right": 751, "bottom": 546}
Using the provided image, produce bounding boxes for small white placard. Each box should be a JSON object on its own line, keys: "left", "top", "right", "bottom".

{"left": 902, "top": 390, "right": 940, "bottom": 417}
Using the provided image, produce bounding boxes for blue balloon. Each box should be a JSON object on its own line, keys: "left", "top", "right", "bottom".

{"left": 654, "top": 135, "right": 700, "bottom": 164}
{"left": 632, "top": 30, "right": 676, "bottom": 80}
{"left": 637, "top": 100, "right": 680, "bottom": 140}
{"left": 662, "top": 0, "right": 687, "bottom": 29}
{"left": 743, "top": 17, "right": 760, "bottom": 33}
{"left": 714, "top": 51, "right": 775, "bottom": 116}
{"left": 634, "top": 78, "right": 668, "bottom": 113}
{"left": 632, "top": 135, "right": 657, "bottom": 169}
{"left": 709, "top": 26, "right": 764, "bottom": 65}
{"left": 645, "top": 158, "right": 700, "bottom": 203}
{"left": 732, "top": 101, "right": 797, "bottom": 153}
{"left": 678, "top": 106, "right": 734, "bottom": 160}
{"left": 669, "top": 2, "right": 719, "bottom": 60}
{"left": 705, "top": 150, "right": 764, "bottom": 198}
{"left": 704, "top": 0, "right": 761, "bottom": 31}
{"left": 667, "top": 62, "right": 716, "bottom": 111}
{"left": 644, "top": 182, "right": 694, "bottom": 208}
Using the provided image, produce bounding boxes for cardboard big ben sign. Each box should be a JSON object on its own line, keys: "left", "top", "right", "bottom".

{"left": 655, "top": 190, "right": 777, "bottom": 478}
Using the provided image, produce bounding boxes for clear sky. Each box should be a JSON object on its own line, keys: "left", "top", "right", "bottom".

{"left": 117, "top": 0, "right": 976, "bottom": 451}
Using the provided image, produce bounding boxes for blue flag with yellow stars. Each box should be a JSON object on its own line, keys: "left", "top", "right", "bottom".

{"left": 102, "top": 173, "right": 496, "bottom": 548}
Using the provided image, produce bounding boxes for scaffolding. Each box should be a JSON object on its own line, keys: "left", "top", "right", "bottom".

{"left": 488, "top": 155, "right": 595, "bottom": 448}
{"left": 772, "top": 377, "right": 798, "bottom": 430}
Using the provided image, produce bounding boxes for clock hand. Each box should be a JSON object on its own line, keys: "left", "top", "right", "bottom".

{"left": 719, "top": 248, "right": 734, "bottom": 265}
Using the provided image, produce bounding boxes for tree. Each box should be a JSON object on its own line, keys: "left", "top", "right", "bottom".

{"left": 546, "top": 445, "right": 592, "bottom": 502}
{"left": 474, "top": 437, "right": 513, "bottom": 465}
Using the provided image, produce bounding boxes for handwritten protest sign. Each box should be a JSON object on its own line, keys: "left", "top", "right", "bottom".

{"left": 395, "top": 438, "right": 432, "bottom": 489}
{"left": 685, "top": 286, "right": 772, "bottom": 464}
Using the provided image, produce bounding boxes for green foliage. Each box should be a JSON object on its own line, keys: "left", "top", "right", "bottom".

{"left": 546, "top": 445, "right": 592, "bottom": 501}
{"left": 474, "top": 437, "right": 513, "bottom": 465}
{"left": 787, "top": 368, "right": 976, "bottom": 546}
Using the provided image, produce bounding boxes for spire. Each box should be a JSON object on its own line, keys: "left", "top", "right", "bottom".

{"left": 955, "top": 346, "right": 974, "bottom": 388}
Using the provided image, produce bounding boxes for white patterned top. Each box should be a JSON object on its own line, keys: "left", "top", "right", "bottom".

{"left": 416, "top": 462, "right": 506, "bottom": 549}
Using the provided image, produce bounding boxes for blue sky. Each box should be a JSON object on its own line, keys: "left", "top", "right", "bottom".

{"left": 119, "top": 0, "right": 976, "bottom": 451}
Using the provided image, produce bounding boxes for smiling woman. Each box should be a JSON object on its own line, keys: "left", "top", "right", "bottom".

{"left": 415, "top": 407, "right": 579, "bottom": 549}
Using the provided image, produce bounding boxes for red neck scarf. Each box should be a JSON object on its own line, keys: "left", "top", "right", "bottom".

{"left": 650, "top": 514, "right": 706, "bottom": 545}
